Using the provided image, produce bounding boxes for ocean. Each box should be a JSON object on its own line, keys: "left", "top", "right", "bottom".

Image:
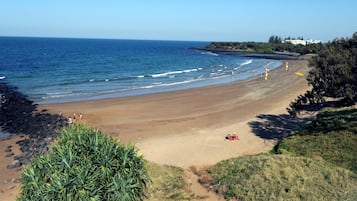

{"left": 0, "top": 37, "right": 282, "bottom": 104}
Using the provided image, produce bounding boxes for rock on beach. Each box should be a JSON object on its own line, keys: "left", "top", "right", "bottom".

{"left": 0, "top": 82, "right": 68, "bottom": 168}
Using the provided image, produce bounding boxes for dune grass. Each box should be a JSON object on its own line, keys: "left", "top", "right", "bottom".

{"left": 145, "top": 162, "right": 191, "bottom": 201}
{"left": 278, "top": 107, "right": 357, "bottom": 173}
{"left": 202, "top": 154, "right": 357, "bottom": 201}
{"left": 200, "top": 107, "right": 357, "bottom": 200}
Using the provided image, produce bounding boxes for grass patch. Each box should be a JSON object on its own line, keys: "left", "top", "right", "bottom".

{"left": 145, "top": 162, "right": 191, "bottom": 201}
{"left": 204, "top": 154, "right": 357, "bottom": 201}
{"left": 200, "top": 108, "right": 357, "bottom": 200}
{"left": 277, "top": 108, "right": 357, "bottom": 173}
{"left": 278, "top": 131, "right": 357, "bottom": 173}
{"left": 303, "top": 108, "right": 357, "bottom": 134}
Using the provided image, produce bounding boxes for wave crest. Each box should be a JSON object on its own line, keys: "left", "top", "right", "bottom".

{"left": 150, "top": 68, "right": 199, "bottom": 78}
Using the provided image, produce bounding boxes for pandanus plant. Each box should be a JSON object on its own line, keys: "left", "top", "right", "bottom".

{"left": 17, "top": 124, "right": 149, "bottom": 201}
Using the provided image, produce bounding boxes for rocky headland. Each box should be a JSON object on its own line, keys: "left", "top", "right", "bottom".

{"left": 193, "top": 41, "right": 302, "bottom": 60}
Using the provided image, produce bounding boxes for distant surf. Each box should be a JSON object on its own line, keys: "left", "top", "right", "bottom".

{"left": 0, "top": 37, "right": 282, "bottom": 103}
{"left": 199, "top": 51, "right": 219, "bottom": 56}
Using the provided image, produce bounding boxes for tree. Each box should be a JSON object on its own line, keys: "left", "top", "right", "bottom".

{"left": 308, "top": 34, "right": 357, "bottom": 103}
{"left": 288, "top": 32, "right": 357, "bottom": 116}
{"left": 268, "top": 35, "right": 282, "bottom": 43}
{"left": 18, "top": 124, "right": 149, "bottom": 201}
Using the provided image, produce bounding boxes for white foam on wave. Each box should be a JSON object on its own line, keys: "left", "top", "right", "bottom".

{"left": 200, "top": 51, "right": 219, "bottom": 56}
{"left": 240, "top": 59, "right": 253, "bottom": 66}
{"left": 43, "top": 90, "right": 75, "bottom": 99}
{"left": 137, "top": 75, "right": 144, "bottom": 78}
{"left": 46, "top": 91, "right": 73, "bottom": 95}
{"left": 151, "top": 68, "right": 199, "bottom": 78}
{"left": 142, "top": 78, "right": 203, "bottom": 89}
{"left": 0, "top": 76, "right": 6, "bottom": 80}
{"left": 183, "top": 68, "right": 198, "bottom": 73}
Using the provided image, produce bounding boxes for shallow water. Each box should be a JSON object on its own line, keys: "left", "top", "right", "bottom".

{"left": 0, "top": 37, "right": 281, "bottom": 103}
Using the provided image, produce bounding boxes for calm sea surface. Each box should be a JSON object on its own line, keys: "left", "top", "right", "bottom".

{"left": 0, "top": 37, "right": 282, "bottom": 103}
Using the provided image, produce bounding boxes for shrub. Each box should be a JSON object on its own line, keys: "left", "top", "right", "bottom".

{"left": 17, "top": 124, "right": 149, "bottom": 201}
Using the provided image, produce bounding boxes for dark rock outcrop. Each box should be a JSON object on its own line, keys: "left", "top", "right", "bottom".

{"left": 0, "top": 82, "right": 68, "bottom": 167}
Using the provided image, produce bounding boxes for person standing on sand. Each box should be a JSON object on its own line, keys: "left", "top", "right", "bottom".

{"left": 265, "top": 67, "right": 269, "bottom": 80}
{"left": 285, "top": 61, "right": 289, "bottom": 71}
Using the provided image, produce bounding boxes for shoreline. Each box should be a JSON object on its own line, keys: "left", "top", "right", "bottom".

{"left": 1, "top": 58, "right": 310, "bottom": 200}
{"left": 38, "top": 58, "right": 310, "bottom": 166}
{"left": 37, "top": 59, "right": 282, "bottom": 105}
{"left": 34, "top": 58, "right": 283, "bottom": 105}
{"left": 193, "top": 47, "right": 302, "bottom": 60}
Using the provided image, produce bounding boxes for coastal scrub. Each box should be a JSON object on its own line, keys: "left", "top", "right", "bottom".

{"left": 203, "top": 154, "right": 357, "bottom": 200}
{"left": 17, "top": 124, "right": 149, "bottom": 201}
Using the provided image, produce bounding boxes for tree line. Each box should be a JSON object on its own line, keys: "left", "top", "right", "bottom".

{"left": 206, "top": 37, "right": 323, "bottom": 55}
{"left": 268, "top": 35, "right": 305, "bottom": 43}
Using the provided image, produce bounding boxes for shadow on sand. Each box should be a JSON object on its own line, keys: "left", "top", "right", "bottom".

{"left": 248, "top": 114, "right": 313, "bottom": 141}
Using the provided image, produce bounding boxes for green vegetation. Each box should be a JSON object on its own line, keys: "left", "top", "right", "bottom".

{"left": 307, "top": 34, "right": 357, "bottom": 103}
{"left": 15, "top": 33, "right": 357, "bottom": 201}
{"left": 203, "top": 32, "right": 357, "bottom": 200}
{"left": 288, "top": 32, "right": 357, "bottom": 116}
{"left": 17, "top": 124, "right": 149, "bottom": 201}
{"left": 200, "top": 107, "right": 357, "bottom": 200}
{"left": 277, "top": 108, "right": 357, "bottom": 173}
{"left": 205, "top": 38, "right": 322, "bottom": 55}
{"left": 268, "top": 35, "right": 282, "bottom": 43}
{"left": 203, "top": 154, "right": 357, "bottom": 201}
{"left": 146, "top": 163, "right": 190, "bottom": 201}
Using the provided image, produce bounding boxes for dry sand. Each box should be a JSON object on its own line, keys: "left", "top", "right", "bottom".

{"left": 0, "top": 59, "right": 309, "bottom": 200}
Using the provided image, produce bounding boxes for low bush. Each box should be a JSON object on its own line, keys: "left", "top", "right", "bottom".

{"left": 17, "top": 124, "right": 149, "bottom": 201}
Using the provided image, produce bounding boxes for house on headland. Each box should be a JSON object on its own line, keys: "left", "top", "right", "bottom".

{"left": 283, "top": 39, "right": 321, "bottom": 45}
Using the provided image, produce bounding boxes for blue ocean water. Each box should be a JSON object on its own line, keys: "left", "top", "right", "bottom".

{"left": 0, "top": 37, "right": 282, "bottom": 104}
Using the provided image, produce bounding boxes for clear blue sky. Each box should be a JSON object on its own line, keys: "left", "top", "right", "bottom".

{"left": 1, "top": 0, "right": 356, "bottom": 42}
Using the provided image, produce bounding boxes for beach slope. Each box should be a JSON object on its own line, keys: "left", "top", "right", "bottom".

{"left": 0, "top": 59, "right": 309, "bottom": 200}
{"left": 39, "top": 59, "right": 309, "bottom": 168}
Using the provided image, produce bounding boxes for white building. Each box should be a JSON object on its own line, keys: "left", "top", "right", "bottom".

{"left": 283, "top": 39, "right": 321, "bottom": 45}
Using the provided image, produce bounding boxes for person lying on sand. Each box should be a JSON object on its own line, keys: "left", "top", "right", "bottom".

{"left": 225, "top": 133, "right": 239, "bottom": 141}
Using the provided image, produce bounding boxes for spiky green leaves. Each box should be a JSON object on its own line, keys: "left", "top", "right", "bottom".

{"left": 18, "top": 124, "right": 149, "bottom": 201}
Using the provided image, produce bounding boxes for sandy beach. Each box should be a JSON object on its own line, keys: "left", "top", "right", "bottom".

{"left": 0, "top": 59, "right": 310, "bottom": 200}
{"left": 39, "top": 59, "right": 310, "bottom": 168}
